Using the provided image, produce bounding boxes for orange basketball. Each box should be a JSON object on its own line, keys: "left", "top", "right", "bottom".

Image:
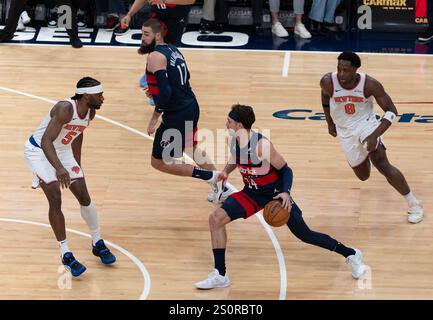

{"left": 263, "top": 199, "right": 290, "bottom": 227}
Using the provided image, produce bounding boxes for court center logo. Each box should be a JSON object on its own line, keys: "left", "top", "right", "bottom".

{"left": 273, "top": 109, "right": 433, "bottom": 123}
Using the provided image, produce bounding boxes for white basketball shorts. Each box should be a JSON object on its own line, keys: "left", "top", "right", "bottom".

{"left": 336, "top": 115, "right": 385, "bottom": 167}
{"left": 24, "top": 139, "right": 84, "bottom": 188}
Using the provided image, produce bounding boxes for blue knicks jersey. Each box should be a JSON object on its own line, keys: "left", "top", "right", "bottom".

{"left": 146, "top": 44, "right": 197, "bottom": 113}
{"left": 231, "top": 132, "right": 281, "bottom": 195}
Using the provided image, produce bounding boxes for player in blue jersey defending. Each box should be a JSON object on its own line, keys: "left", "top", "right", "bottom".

{"left": 195, "top": 104, "right": 367, "bottom": 289}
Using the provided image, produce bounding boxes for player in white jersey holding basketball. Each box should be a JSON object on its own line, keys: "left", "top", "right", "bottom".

{"left": 320, "top": 51, "right": 423, "bottom": 224}
{"left": 24, "top": 77, "right": 116, "bottom": 277}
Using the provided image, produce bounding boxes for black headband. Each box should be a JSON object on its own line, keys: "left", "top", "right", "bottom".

{"left": 228, "top": 111, "right": 243, "bottom": 123}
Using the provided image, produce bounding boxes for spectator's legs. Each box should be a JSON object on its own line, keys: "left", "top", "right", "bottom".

{"left": 418, "top": 0, "right": 433, "bottom": 41}
{"left": 293, "top": 0, "right": 311, "bottom": 38}
{"left": 57, "top": 0, "right": 83, "bottom": 48}
{"left": 214, "top": 0, "right": 229, "bottom": 33}
{"left": 203, "top": 0, "right": 216, "bottom": 21}
{"left": 0, "top": 0, "right": 26, "bottom": 41}
{"left": 251, "top": 0, "right": 263, "bottom": 26}
{"left": 308, "top": 0, "right": 326, "bottom": 23}
{"left": 200, "top": 0, "right": 216, "bottom": 34}
{"left": 323, "top": 0, "right": 341, "bottom": 24}
{"left": 293, "top": 0, "right": 305, "bottom": 24}
{"left": 270, "top": 0, "right": 288, "bottom": 37}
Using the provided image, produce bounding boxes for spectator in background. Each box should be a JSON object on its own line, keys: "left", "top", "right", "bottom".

{"left": 199, "top": 0, "right": 215, "bottom": 34}
{"left": 418, "top": 0, "right": 433, "bottom": 42}
{"left": 199, "top": 0, "right": 229, "bottom": 34}
{"left": 308, "top": 0, "right": 341, "bottom": 33}
{"left": 95, "top": 0, "right": 129, "bottom": 35}
{"left": 17, "top": 9, "right": 32, "bottom": 31}
{"left": 251, "top": 0, "right": 264, "bottom": 30}
{"left": 270, "top": 0, "right": 311, "bottom": 38}
{"left": 0, "top": 0, "right": 26, "bottom": 42}
{"left": 44, "top": 0, "right": 88, "bottom": 48}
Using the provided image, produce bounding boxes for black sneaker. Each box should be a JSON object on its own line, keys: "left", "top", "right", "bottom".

{"left": 114, "top": 24, "right": 129, "bottom": 35}
{"left": 199, "top": 19, "right": 213, "bottom": 34}
{"left": 77, "top": 14, "right": 87, "bottom": 30}
{"left": 213, "top": 23, "right": 224, "bottom": 34}
{"left": 323, "top": 22, "right": 338, "bottom": 32}
{"left": 418, "top": 27, "right": 433, "bottom": 42}
{"left": 92, "top": 239, "right": 116, "bottom": 265}
{"left": 62, "top": 252, "right": 87, "bottom": 277}
{"left": 105, "top": 15, "right": 120, "bottom": 30}
{"left": 69, "top": 34, "right": 83, "bottom": 48}
{"left": 47, "top": 10, "right": 58, "bottom": 28}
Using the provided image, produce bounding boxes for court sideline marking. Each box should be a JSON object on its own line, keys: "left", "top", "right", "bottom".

{"left": 282, "top": 52, "right": 291, "bottom": 77}
{"left": 0, "top": 85, "right": 288, "bottom": 300}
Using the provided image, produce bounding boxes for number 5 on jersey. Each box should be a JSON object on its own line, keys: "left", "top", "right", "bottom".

{"left": 62, "top": 131, "right": 78, "bottom": 144}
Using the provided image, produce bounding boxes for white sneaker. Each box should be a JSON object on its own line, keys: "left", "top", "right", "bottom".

{"left": 408, "top": 200, "right": 423, "bottom": 224}
{"left": 294, "top": 23, "right": 312, "bottom": 39}
{"left": 16, "top": 16, "right": 26, "bottom": 31}
{"left": 21, "top": 11, "right": 31, "bottom": 25}
{"left": 207, "top": 181, "right": 237, "bottom": 203}
{"left": 206, "top": 171, "right": 224, "bottom": 203}
{"left": 346, "top": 248, "right": 367, "bottom": 279}
{"left": 271, "top": 22, "right": 289, "bottom": 38}
{"left": 195, "top": 268, "right": 230, "bottom": 289}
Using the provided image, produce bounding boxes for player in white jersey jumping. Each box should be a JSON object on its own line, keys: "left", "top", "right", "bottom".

{"left": 320, "top": 51, "right": 423, "bottom": 224}
{"left": 24, "top": 77, "right": 116, "bottom": 277}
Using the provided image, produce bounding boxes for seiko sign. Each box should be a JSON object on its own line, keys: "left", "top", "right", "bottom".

{"left": 1, "top": 27, "right": 250, "bottom": 47}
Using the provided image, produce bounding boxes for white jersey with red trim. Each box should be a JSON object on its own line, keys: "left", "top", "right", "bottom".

{"left": 32, "top": 99, "right": 90, "bottom": 150}
{"left": 330, "top": 72, "right": 375, "bottom": 131}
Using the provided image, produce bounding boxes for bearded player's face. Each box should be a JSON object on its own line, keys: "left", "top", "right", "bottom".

{"left": 139, "top": 27, "right": 156, "bottom": 55}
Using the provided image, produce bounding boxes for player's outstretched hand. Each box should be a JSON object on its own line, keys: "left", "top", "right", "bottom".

{"left": 213, "top": 171, "right": 228, "bottom": 188}
{"left": 121, "top": 15, "right": 131, "bottom": 29}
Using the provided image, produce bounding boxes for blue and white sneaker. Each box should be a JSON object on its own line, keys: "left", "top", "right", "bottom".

{"left": 139, "top": 74, "right": 155, "bottom": 106}
{"left": 62, "top": 252, "right": 87, "bottom": 277}
{"left": 92, "top": 239, "right": 116, "bottom": 265}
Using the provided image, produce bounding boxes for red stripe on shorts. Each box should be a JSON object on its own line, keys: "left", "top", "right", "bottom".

{"left": 231, "top": 191, "right": 262, "bottom": 218}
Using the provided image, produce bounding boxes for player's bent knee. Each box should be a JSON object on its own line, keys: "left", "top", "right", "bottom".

{"left": 209, "top": 209, "right": 229, "bottom": 229}
{"left": 78, "top": 196, "right": 91, "bottom": 207}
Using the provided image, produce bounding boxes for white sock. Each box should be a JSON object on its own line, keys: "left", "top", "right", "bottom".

{"left": 80, "top": 202, "right": 101, "bottom": 245}
{"left": 59, "top": 239, "right": 70, "bottom": 257}
{"left": 404, "top": 192, "right": 418, "bottom": 204}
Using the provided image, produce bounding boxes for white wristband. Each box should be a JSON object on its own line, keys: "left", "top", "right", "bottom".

{"left": 383, "top": 111, "right": 396, "bottom": 123}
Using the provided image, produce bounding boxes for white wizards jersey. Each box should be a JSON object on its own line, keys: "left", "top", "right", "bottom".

{"left": 330, "top": 72, "right": 375, "bottom": 130}
{"left": 32, "top": 99, "right": 90, "bottom": 150}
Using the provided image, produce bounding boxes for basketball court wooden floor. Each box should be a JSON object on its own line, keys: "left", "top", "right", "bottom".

{"left": 0, "top": 45, "right": 432, "bottom": 299}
